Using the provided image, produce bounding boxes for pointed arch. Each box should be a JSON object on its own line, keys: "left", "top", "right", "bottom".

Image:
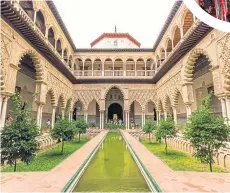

{"left": 93, "top": 58, "right": 102, "bottom": 71}
{"left": 48, "top": 27, "right": 55, "bottom": 47}
{"left": 63, "top": 48, "right": 68, "bottom": 63}
{"left": 18, "top": 50, "right": 44, "bottom": 81}
{"left": 157, "top": 99, "right": 164, "bottom": 112}
{"left": 184, "top": 49, "right": 212, "bottom": 83}
{"left": 129, "top": 99, "right": 143, "bottom": 111}
{"left": 72, "top": 98, "right": 85, "bottom": 111}
{"left": 66, "top": 98, "right": 72, "bottom": 111}
{"left": 182, "top": 9, "right": 194, "bottom": 35}
{"left": 172, "top": 88, "right": 184, "bottom": 107}
{"left": 163, "top": 94, "right": 172, "bottom": 111}
{"left": 87, "top": 98, "right": 100, "bottom": 111}
{"left": 46, "top": 88, "right": 56, "bottom": 106}
{"left": 165, "top": 37, "right": 173, "bottom": 56}
{"left": 35, "top": 10, "right": 46, "bottom": 35}
{"left": 103, "top": 85, "right": 125, "bottom": 100}
{"left": 146, "top": 58, "right": 155, "bottom": 70}
{"left": 56, "top": 39, "right": 62, "bottom": 56}
{"left": 172, "top": 25, "right": 181, "bottom": 48}
{"left": 57, "top": 94, "right": 66, "bottom": 109}
{"left": 114, "top": 58, "right": 123, "bottom": 72}
{"left": 156, "top": 55, "right": 161, "bottom": 68}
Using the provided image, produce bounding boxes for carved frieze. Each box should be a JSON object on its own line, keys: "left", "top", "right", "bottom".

{"left": 73, "top": 90, "right": 101, "bottom": 110}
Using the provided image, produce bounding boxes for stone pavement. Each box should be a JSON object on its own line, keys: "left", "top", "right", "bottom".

{"left": 0, "top": 131, "right": 107, "bottom": 192}
{"left": 121, "top": 130, "right": 230, "bottom": 192}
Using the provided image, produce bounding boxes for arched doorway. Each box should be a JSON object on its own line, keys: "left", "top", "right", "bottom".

{"left": 108, "top": 103, "right": 123, "bottom": 121}
{"left": 105, "top": 87, "right": 124, "bottom": 123}
{"left": 88, "top": 99, "right": 100, "bottom": 127}
{"left": 192, "top": 54, "right": 221, "bottom": 116}
{"left": 145, "top": 101, "right": 157, "bottom": 122}
{"left": 72, "top": 101, "right": 84, "bottom": 120}
{"left": 129, "top": 101, "right": 142, "bottom": 129}
{"left": 7, "top": 54, "right": 37, "bottom": 120}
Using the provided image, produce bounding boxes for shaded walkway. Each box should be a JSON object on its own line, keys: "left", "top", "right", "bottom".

{"left": 121, "top": 130, "right": 230, "bottom": 192}
{"left": 1, "top": 131, "right": 107, "bottom": 192}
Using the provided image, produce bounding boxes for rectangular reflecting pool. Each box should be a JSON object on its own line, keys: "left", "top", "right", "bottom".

{"left": 73, "top": 132, "right": 150, "bottom": 192}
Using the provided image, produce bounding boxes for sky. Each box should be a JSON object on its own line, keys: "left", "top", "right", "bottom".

{"left": 53, "top": 0, "right": 176, "bottom": 48}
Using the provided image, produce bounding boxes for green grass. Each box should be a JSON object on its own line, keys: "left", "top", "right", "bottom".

{"left": 1, "top": 138, "right": 88, "bottom": 172}
{"left": 141, "top": 139, "right": 228, "bottom": 173}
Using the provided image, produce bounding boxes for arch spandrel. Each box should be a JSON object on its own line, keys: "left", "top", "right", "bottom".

{"left": 102, "top": 85, "right": 126, "bottom": 100}
{"left": 73, "top": 90, "right": 101, "bottom": 111}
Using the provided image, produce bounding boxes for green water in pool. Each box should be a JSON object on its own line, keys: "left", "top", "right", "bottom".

{"left": 73, "top": 132, "right": 150, "bottom": 192}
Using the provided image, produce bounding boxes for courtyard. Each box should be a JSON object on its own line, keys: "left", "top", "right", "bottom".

{"left": 1, "top": 0, "right": 230, "bottom": 192}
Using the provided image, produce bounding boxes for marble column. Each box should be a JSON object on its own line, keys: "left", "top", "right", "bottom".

{"left": 100, "top": 111, "right": 104, "bottom": 129}
{"left": 99, "top": 112, "right": 102, "bottom": 129}
{"left": 39, "top": 104, "right": 43, "bottom": 128}
{"left": 36, "top": 104, "right": 41, "bottom": 127}
{"left": 102, "top": 111, "right": 104, "bottom": 129}
{"left": 69, "top": 110, "right": 73, "bottom": 122}
{"left": 172, "top": 106, "right": 177, "bottom": 124}
{"left": 225, "top": 97, "right": 230, "bottom": 124}
{"left": 125, "top": 111, "right": 129, "bottom": 129}
{"left": 33, "top": 10, "right": 37, "bottom": 23}
{"left": 61, "top": 108, "right": 65, "bottom": 119}
{"left": 141, "top": 111, "right": 144, "bottom": 128}
{"left": 85, "top": 112, "right": 88, "bottom": 123}
{"left": 164, "top": 111, "right": 167, "bottom": 120}
{"left": 0, "top": 95, "right": 3, "bottom": 117}
{"left": 51, "top": 106, "right": 56, "bottom": 129}
{"left": 0, "top": 96, "right": 9, "bottom": 128}
{"left": 158, "top": 111, "right": 161, "bottom": 122}
{"left": 127, "top": 111, "right": 130, "bottom": 129}
{"left": 141, "top": 111, "right": 146, "bottom": 128}
{"left": 156, "top": 111, "right": 159, "bottom": 125}
{"left": 185, "top": 103, "right": 192, "bottom": 120}
{"left": 143, "top": 112, "right": 146, "bottom": 125}
{"left": 220, "top": 98, "right": 227, "bottom": 123}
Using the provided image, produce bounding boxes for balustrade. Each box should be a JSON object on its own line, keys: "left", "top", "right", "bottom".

{"left": 93, "top": 70, "right": 102, "bottom": 76}
{"left": 74, "top": 70, "right": 154, "bottom": 78}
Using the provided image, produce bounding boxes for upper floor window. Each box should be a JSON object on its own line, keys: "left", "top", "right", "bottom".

{"left": 114, "top": 40, "right": 118, "bottom": 46}
{"left": 19, "top": 0, "right": 34, "bottom": 20}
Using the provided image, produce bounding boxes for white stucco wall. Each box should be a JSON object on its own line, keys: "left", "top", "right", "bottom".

{"left": 92, "top": 37, "right": 139, "bottom": 48}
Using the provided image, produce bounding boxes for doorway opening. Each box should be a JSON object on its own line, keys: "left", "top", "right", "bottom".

{"left": 108, "top": 103, "right": 123, "bottom": 121}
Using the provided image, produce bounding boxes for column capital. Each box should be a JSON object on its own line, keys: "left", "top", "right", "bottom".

{"left": 185, "top": 102, "right": 192, "bottom": 107}
{"left": 171, "top": 105, "right": 177, "bottom": 110}
{"left": 225, "top": 96, "right": 230, "bottom": 101}
{"left": 36, "top": 102, "right": 45, "bottom": 106}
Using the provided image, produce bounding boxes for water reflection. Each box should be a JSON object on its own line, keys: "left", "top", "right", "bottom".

{"left": 73, "top": 132, "right": 150, "bottom": 192}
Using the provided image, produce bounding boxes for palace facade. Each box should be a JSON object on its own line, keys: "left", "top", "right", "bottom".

{"left": 1, "top": 0, "right": 230, "bottom": 130}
